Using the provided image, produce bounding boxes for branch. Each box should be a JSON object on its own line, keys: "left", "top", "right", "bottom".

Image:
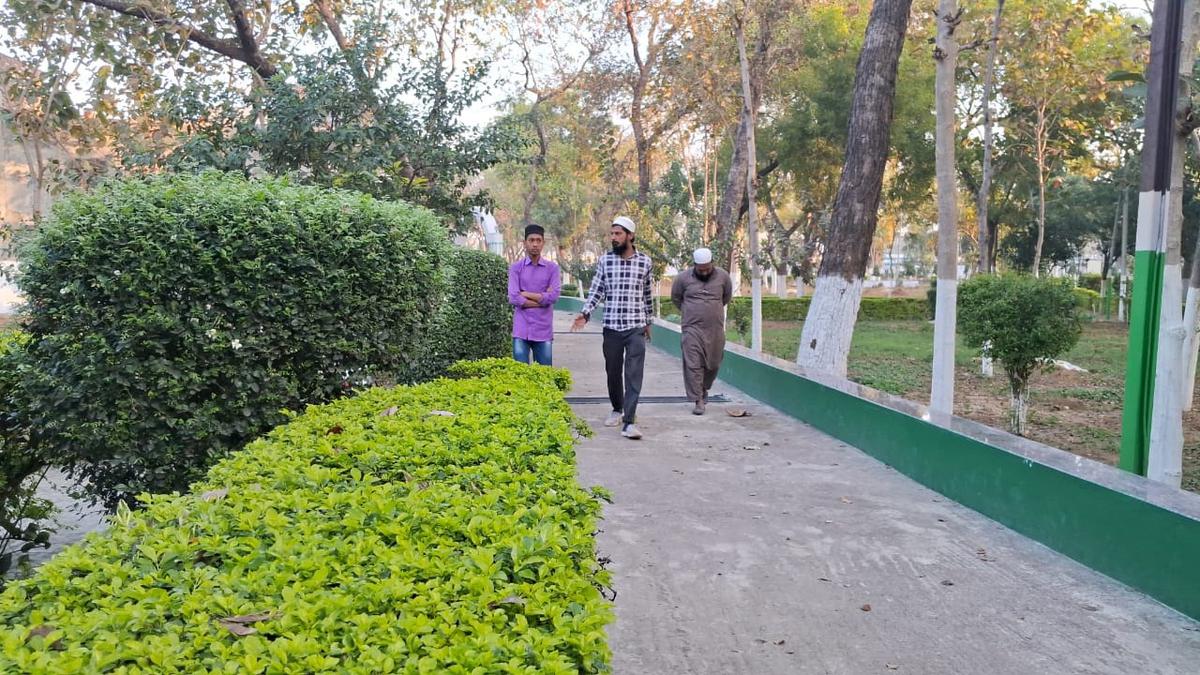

{"left": 225, "top": 0, "right": 275, "bottom": 79}
{"left": 78, "top": 0, "right": 275, "bottom": 79}
{"left": 314, "top": 0, "right": 352, "bottom": 53}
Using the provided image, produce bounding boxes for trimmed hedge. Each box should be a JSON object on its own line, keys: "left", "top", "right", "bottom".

{"left": 1073, "top": 287, "right": 1102, "bottom": 315}
{"left": 0, "top": 331, "right": 52, "bottom": 581}
{"left": 405, "top": 249, "right": 511, "bottom": 382}
{"left": 15, "top": 172, "right": 452, "bottom": 508}
{"left": 0, "top": 359, "right": 612, "bottom": 673}
{"left": 717, "top": 296, "right": 930, "bottom": 322}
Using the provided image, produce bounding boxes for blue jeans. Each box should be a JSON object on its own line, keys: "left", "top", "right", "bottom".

{"left": 513, "top": 338, "right": 553, "bottom": 366}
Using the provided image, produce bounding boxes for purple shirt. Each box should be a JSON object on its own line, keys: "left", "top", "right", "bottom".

{"left": 508, "top": 257, "right": 561, "bottom": 342}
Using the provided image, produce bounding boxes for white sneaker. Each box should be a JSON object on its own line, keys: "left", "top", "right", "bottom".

{"left": 604, "top": 410, "right": 623, "bottom": 427}
{"left": 621, "top": 424, "right": 643, "bottom": 440}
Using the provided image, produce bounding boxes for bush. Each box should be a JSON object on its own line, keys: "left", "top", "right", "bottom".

{"left": 1073, "top": 287, "right": 1102, "bottom": 315}
{"left": 561, "top": 283, "right": 579, "bottom": 298}
{"left": 1078, "top": 273, "right": 1103, "bottom": 293}
{"left": 958, "top": 274, "right": 1082, "bottom": 435}
{"left": 0, "top": 331, "right": 53, "bottom": 585}
{"left": 0, "top": 360, "right": 612, "bottom": 673}
{"left": 403, "top": 249, "right": 511, "bottom": 383}
{"left": 15, "top": 172, "right": 452, "bottom": 508}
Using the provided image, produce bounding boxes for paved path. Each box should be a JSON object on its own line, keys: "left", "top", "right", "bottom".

{"left": 557, "top": 312, "right": 1200, "bottom": 674}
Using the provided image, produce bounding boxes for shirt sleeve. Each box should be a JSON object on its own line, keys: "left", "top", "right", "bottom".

{"left": 643, "top": 263, "right": 654, "bottom": 324}
{"left": 722, "top": 271, "right": 733, "bottom": 306}
{"left": 581, "top": 261, "right": 606, "bottom": 317}
{"left": 671, "top": 273, "right": 685, "bottom": 311}
{"left": 541, "top": 264, "right": 562, "bottom": 307}
{"left": 507, "top": 264, "right": 526, "bottom": 309}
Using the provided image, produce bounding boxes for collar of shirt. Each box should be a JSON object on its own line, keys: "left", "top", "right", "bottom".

{"left": 523, "top": 257, "right": 547, "bottom": 267}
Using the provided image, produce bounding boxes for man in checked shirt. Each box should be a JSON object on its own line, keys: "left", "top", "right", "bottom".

{"left": 571, "top": 216, "right": 655, "bottom": 440}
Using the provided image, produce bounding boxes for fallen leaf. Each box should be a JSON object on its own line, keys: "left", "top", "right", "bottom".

{"left": 941, "top": 580, "right": 955, "bottom": 586}
{"left": 27, "top": 625, "right": 54, "bottom": 640}
{"left": 1082, "top": 604, "right": 1100, "bottom": 612}
{"left": 839, "top": 497, "right": 853, "bottom": 504}
{"left": 201, "top": 488, "right": 228, "bottom": 502}
{"left": 429, "top": 410, "right": 455, "bottom": 417}
{"left": 774, "top": 640, "right": 786, "bottom": 646}
{"left": 726, "top": 408, "right": 752, "bottom": 417}
{"left": 326, "top": 425, "right": 344, "bottom": 435}
{"left": 489, "top": 595, "right": 526, "bottom": 609}
{"left": 379, "top": 406, "right": 399, "bottom": 417}
{"left": 221, "top": 611, "right": 277, "bottom": 624}
{"left": 818, "top": 577, "right": 832, "bottom": 582}
{"left": 886, "top": 664, "right": 900, "bottom": 671}
{"left": 861, "top": 604, "right": 872, "bottom": 612}
{"left": 742, "top": 445, "right": 761, "bottom": 451}
{"left": 219, "top": 621, "right": 257, "bottom": 637}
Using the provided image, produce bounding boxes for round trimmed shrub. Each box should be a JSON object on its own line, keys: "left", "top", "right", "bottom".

{"left": 402, "top": 248, "right": 511, "bottom": 382}
{"left": 15, "top": 172, "right": 452, "bottom": 508}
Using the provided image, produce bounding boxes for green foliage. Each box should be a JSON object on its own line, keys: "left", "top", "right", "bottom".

{"left": 1073, "top": 287, "right": 1102, "bottom": 315}
{"left": 0, "top": 360, "right": 611, "bottom": 673}
{"left": 722, "top": 296, "right": 928, "bottom": 322}
{"left": 1078, "top": 273, "right": 1104, "bottom": 292}
{"left": 560, "top": 283, "right": 579, "bottom": 298}
{"left": 403, "top": 249, "right": 512, "bottom": 383}
{"left": 15, "top": 172, "right": 452, "bottom": 509}
{"left": 0, "top": 331, "right": 54, "bottom": 586}
{"left": 958, "top": 274, "right": 1083, "bottom": 393}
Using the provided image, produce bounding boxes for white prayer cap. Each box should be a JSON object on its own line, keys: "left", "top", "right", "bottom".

{"left": 612, "top": 215, "right": 636, "bottom": 233}
{"left": 693, "top": 247, "right": 713, "bottom": 264}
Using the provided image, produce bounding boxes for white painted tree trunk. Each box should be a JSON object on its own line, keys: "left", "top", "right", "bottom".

{"left": 981, "top": 342, "right": 994, "bottom": 378}
{"left": 1009, "top": 380, "right": 1029, "bottom": 436}
{"left": 796, "top": 276, "right": 864, "bottom": 377}
{"left": 1181, "top": 285, "right": 1199, "bottom": 410}
{"left": 1148, "top": 0, "right": 1200, "bottom": 485}
{"left": 930, "top": 0, "right": 960, "bottom": 417}
{"left": 1119, "top": 187, "right": 1130, "bottom": 322}
{"left": 776, "top": 273, "right": 789, "bottom": 299}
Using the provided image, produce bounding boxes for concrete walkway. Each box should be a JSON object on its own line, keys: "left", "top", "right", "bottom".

{"left": 557, "top": 312, "right": 1200, "bottom": 674}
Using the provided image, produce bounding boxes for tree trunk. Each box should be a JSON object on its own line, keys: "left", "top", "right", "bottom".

{"left": 1032, "top": 107, "right": 1048, "bottom": 276}
{"left": 1009, "top": 376, "right": 1029, "bottom": 436}
{"left": 796, "top": 0, "right": 914, "bottom": 376}
{"left": 736, "top": 4, "right": 764, "bottom": 353}
{"left": 977, "top": 0, "right": 1005, "bottom": 275}
{"left": 1119, "top": 185, "right": 1130, "bottom": 322}
{"left": 1182, "top": 223, "right": 1200, "bottom": 409}
{"left": 930, "top": 0, "right": 960, "bottom": 417}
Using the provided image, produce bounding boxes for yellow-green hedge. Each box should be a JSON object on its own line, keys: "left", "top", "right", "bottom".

{"left": 0, "top": 359, "right": 611, "bottom": 674}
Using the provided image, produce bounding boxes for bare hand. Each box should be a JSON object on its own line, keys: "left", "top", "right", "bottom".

{"left": 644, "top": 324, "right": 652, "bottom": 342}
{"left": 571, "top": 314, "right": 588, "bottom": 332}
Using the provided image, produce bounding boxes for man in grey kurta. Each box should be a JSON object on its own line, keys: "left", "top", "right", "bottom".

{"left": 671, "top": 247, "right": 733, "bottom": 415}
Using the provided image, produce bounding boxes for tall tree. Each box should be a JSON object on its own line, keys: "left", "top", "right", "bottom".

{"left": 795, "top": 0, "right": 914, "bottom": 376}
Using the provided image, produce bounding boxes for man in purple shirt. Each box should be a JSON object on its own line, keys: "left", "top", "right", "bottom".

{"left": 508, "top": 223, "right": 561, "bottom": 365}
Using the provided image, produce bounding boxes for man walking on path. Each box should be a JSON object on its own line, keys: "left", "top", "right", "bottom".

{"left": 671, "top": 247, "right": 732, "bottom": 415}
{"left": 508, "top": 224, "right": 561, "bottom": 365}
{"left": 572, "top": 216, "right": 655, "bottom": 440}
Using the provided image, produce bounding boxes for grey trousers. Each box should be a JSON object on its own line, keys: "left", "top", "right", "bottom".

{"left": 602, "top": 327, "right": 646, "bottom": 425}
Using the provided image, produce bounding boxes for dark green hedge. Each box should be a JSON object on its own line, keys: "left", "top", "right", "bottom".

{"left": 404, "top": 248, "right": 512, "bottom": 382}
{"left": 0, "top": 359, "right": 612, "bottom": 673}
{"left": 716, "top": 296, "right": 930, "bottom": 322}
{"left": 15, "top": 172, "right": 451, "bottom": 508}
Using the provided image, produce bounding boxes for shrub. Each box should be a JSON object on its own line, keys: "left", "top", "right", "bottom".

{"left": 0, "top": 360, "right": 612, "bottom": 673}
{"left": 15, "top": 172, "right": 452, "bottom": 508}
{"left": 0, "top": 331, "right": 53, "bottom": 585}
{"left": 958, "top": 274, "right": 1082, "bottom": 435}
{"left": 1072, "top": 287, "right": 1102, "bottom": 315}
{"left": 1078, "top": 273, "right": 1103, "bottom": 293}
{"left": 403, "top": 249, "right": 511, "bottom": 383}
{"left": 560, "top": 283, "right": 579, "bottom": 298}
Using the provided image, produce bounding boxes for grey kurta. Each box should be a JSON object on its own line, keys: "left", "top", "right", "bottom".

{"left": 671, "top": 267, "right": 733, "bottom": 402}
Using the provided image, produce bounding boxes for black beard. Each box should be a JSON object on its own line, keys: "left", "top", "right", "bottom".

{"left": 695, "top": 271, "right": 711, "bottom": 281}
{"left": 612, "top": 242, "right": 629, "bottom": 254}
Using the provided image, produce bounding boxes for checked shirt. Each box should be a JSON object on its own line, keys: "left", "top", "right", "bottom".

{"left": 581, "top": 249, "right": 655, "bottom": 331}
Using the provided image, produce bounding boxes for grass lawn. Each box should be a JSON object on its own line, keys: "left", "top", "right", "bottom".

{"left": 728, "top": 320, "right": 1200, "bottom": 493}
